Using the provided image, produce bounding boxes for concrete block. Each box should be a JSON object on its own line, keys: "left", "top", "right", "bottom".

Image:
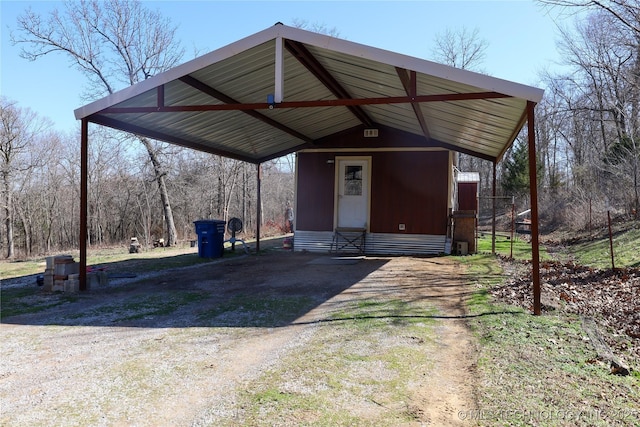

{"left": 45, "top": 256, "right": 56, "bottom": 269}
{"left": 43, "top": 275, "right": 54, "bottom": 292}
{"left": 98, "top": 271, "right": 108, "bottom": 287}
{"left": 67, "top": 262, "right": 79, "bottom": 276}
{"left": 87, "top": 273, "right": 100, "bottom": 290}
{"left": 52, "top": 280, "right": 65, "bottom": 292}
{"left": 64, "top": 279, "right": 79, "bottom": 293}
{"left": 54, "top": 259, "right": 78, "bottom": 276}
{"left": 456, "top": 241, "right": 469, "bottom": 255}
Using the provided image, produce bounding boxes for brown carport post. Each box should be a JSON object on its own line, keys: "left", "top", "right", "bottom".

{"left": 491, "top": 162, "right": 497, "bottom": 255}
{"left": 80, "top": 118, "right": 88, "bottom": 291}
{"left": 527, "top": 101, "right": 541, "bottom": 315}
{"left": 256, "top": 163, "right": 262, "bottom": 253}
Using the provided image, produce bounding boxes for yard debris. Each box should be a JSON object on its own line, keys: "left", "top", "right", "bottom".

{"left": 490, "top": 257, "right": 640, "bottom": 366}
{"left": 129, "top": 237, "right": 141, "bottom": 253}
{"left": 581, "top": 316, "right": 630, "bottom": 376}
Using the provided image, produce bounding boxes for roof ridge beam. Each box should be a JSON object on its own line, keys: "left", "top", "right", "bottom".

{"left": 102, "top": 91, "right": 512, "bottom": 114}
{"left": 396, "top": 67, "right": 431, "bottom": 142}
{"left": 284, "top": 39, "right": 374, "bottom": 127}
{"left": 178, "top": 75, "right": 313, "bottom": 144}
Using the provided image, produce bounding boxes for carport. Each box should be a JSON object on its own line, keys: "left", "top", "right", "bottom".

{"left": 74, "top": 23, "right": 544, "bottom": 313}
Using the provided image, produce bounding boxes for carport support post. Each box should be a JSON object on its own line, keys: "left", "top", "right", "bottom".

{"left": 256, "top": 163, "right": 262, "bottom": 252}
{"left": 492, "top": 162, "right": 497, "bottom": 255}
{"left": 80, "top": 118, "right": 88, "bottom": 291}
{"left": 527, "top": 101, "right": 541, "bottom": 315}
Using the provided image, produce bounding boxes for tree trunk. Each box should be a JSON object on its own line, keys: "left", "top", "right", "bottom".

{"left": 4, "top": 206, "right": 14, "bottom": 258}
{"left": 2, "top": 172, "right": 14, "bottom": 258}
{"left": 139, "top": 137, "right": 178, "bottom": 246}
{"left": 17, "top": 204, "right": 31, "bottom": 256}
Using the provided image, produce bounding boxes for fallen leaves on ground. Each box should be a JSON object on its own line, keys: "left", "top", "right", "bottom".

{"left": 490, "top": 257, "right": 640, "bottom": 364}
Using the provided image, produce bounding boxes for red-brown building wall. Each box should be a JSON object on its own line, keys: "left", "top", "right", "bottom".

{"left": 370, "top": 150, "right": 449, "bottom": 234}
{"left": 296, "top": 152, "right": 336, "bottom": 231}
{"left": 296, "top": 149, "right": 450, "bottom": 235}
{"left": 457, "top": 182, "right": 478, "bottom": 211}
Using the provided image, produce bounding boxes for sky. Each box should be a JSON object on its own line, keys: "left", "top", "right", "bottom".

{"left": 1, "top": 0, "right": 573, "bottom": 133}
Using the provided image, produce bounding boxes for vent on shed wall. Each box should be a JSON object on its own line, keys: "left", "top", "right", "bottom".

{"left": 363, "top": 129, "right": 379, "bottom": 138}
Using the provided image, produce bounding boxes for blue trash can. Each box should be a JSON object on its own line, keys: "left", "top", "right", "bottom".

{"left": 194, "top": 220, "right": 226, "bottom": 258}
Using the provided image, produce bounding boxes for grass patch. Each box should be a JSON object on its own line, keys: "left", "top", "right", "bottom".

{"left": 197, "top": 294, "right": 318, "bottom": 327}
{"left": 70, "top": 291, "right": 207, "bottom": 323}
{"left": 328, "top": 298, "right": 438, "bottom": 329}
{"left": 0, "top": 244, "right": 208, "bottom": 281}
{"left": 567, "top": 226, "right": 640, "bottom": 269}
{"left": 0, "top": 259, "right": 44, "bottom": 279}
{"left": 477, "top": 233, "right": 550, "bottom": 261}
{"left": 461, "top": 253, "right": 640, "bottom": 427}
{"left": 89, "top": 252, "right": 215, "bottom": 275}
{"left": 217, "top": 298, "right": 438, "bottom": 426}
{"left": 0, "top": 286, "right": 80, "bottom": 319}
{"left": 0, "top": 235, "right": 284, "bottom": 281}
{"left": 118, "top": 292, "right": 205, "bottom": 321}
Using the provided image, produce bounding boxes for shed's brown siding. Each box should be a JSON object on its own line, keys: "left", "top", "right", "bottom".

{"left": 457, "top": 182, "right": 478, "bottom": 211}
{"left": 370, "top": 151, "right": 449, "bottom": 235}
{"left": 296, "top": 149, "right": 450, "bottom": 235}
{"left": 296, "top": 152, "right": 335, "bottom": 231}
{"left": 296, "top": 126, "right": 451, "bottom": 236}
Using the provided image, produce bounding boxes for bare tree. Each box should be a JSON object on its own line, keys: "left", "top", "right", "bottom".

{"left": 291, "top": 19, "right": 341, "bottom": 37}
{"left": 430, "top": 27, "right": 493, "bottom": 197}
{"left": 539, "top": 0, "right": 640, "bottom": 35}
{"left": 0, "top": 97, "right": 52, "bottom": 258}
{"left": 12, "top": 0, "right": 185, "bottom": 246}
{"left": 536, "top": 2, "right": 640, "bottom": 225}
{"left": 431, "top": 26, "right": 488, "bottom": 72}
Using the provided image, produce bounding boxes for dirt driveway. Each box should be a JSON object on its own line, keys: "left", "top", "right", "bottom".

{"left": 1, "top": 249, "right": 477, "bottom": 426}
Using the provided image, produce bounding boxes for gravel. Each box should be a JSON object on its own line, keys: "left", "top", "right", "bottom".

{"left": 1, "top": 251, "right": 477, "bottom": 426}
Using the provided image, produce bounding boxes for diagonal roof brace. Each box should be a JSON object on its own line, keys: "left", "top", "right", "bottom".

{"left": 284, "top": 39, "right": 374, "bottom": 127}
{"left": 178, "top": 75, "right": 313, "bottom": 144}
{"left": 89, "top": 114, "right": 261, "bottom": 163}
{"left": 396, "top": 67, "right": 431, "bottom": 142}
{"left": 496, "top": 108, "right": 528, "bottom": 163}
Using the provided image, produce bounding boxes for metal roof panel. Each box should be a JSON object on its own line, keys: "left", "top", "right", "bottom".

{"left": 76, "top": 24, "right": 544, "bottom": 163}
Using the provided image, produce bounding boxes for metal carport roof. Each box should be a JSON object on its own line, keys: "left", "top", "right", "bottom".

{"left": 74, "top": 23, "right": 545, "bottom": 314}
{"left": 74, "top": 23, "right": 544, "bottom": 164}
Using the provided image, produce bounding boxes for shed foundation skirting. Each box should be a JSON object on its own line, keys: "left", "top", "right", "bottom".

{"left": 294, "top": 231, "right": 450, "bottom": 255}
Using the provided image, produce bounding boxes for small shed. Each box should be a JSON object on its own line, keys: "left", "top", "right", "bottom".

{"left": 456, "top": 171, "right": 480, "bottom": 212}
{"left": 451, "top": 172, "right": 480, "bottom": 254}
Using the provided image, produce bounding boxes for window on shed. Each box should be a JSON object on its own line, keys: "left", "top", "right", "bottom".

{"left": 344, "top": 165, "right": 363, "bottom": 196}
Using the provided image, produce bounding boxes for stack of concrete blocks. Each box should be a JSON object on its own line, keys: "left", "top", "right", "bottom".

{"left": 43, "top": 255, "right": 80, "bottom": 292}
{"left": 87, "top": 269, "right": 109, "bottom": 289}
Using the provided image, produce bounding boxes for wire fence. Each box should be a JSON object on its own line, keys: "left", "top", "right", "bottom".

{"left": 477, "top": 196, "right": 531, "bottom": 237}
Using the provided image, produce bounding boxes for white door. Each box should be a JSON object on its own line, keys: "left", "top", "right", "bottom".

{"left": 336, "top": 158, "right": 369, "bottom": 228}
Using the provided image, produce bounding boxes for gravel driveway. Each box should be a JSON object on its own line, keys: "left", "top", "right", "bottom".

{"left": 1, "top": 249, "right": 477, "bottom": 426}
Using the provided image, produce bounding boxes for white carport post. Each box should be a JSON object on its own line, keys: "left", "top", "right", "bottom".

{"left": 274, "top": 36, "right": 284, "bottom": 103}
